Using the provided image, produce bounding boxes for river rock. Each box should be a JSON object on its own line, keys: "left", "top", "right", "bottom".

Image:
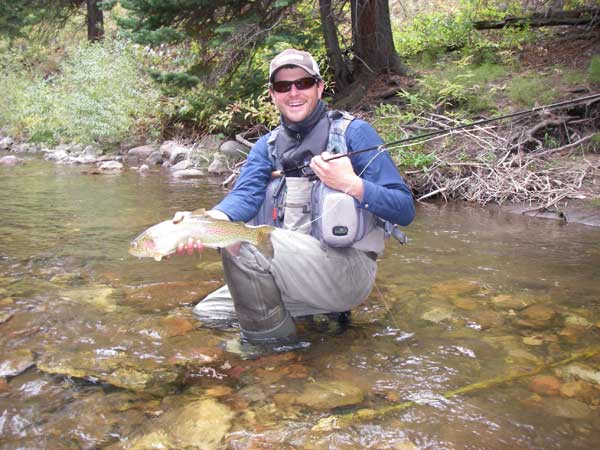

{"left": 516, "top": 304, "right": 559, "bottom": 329}
{"left": 469, "top": 310, "right": 504, "bottom": 330}
{"left": 45, "top": 148, "right": 70, "bottom": 162}
{"left": 559, "top": 380, "right": 597, "bottom": 402}
{"left": 563, "top": 363, "right": 600, "bottom": 385}
{"left": 541, "top": 397, "right": 591, "bottom": 419}
{"left": 38, "top": 349, "right": 182, "bottom": 394}
{"left": 207, "top": 153, "right": 229, "bottom": 174}
{"left": 59, "top": 285, "right": 118, "bottom": 312}
{"left": 529, "top": 375, "right": 561, "bottom": 396}
{"left": 170, "top": 159, "right": 195, "bottom": 172}
{"left": 161, "top": 141, "right": 191, "bottom": 165}
{"left": 0, "top": 155, "right": 23, "bottom": 166}
{"left": 0, "top": 349, "right": 36, "bottom": 377}
{"left": 430, "top": 279, "right": 480, "bottom": 298}
{"left": 98, "top": 161, "right": 124, "bottom": 171}
{"left": 491, "top": 294, "right": 535, "bottom": 310}
{"left": 0, "top": 136, "right": 14, "bottom": 149}
{"left": 219, "top": 140, "right": 249, "bottom": 158}
{"left": 128, "top": 144, "right": 157, "bottom": 159}
{"left": 146, "top": 150, "right": 163, "bottom": 166}
{"left": 127, "top": 398, "right": 234, "bottom": 450}
{"left": 171, "top": 168, "right": 204, "bottom": 178}
{"left": 0, "top": 378, "right": 7, "bottom": 393}
{"left": 294, "top": 380, "right": 364, "bottom": 410}
{"left": 421, "top": 306, "right": 454, "bottom": 323}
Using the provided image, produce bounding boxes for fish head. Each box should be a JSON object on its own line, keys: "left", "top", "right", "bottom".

{"left": 128, "top": 233, "right": 162, "bottom": 260}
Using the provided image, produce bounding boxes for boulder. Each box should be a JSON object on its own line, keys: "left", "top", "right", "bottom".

{"left": 0, "top": 136, "right": 14, "bottom": 150}
{"left": 207, "top": 153, "right": 229, "bottom": 175}
{"left": 199, "top": 134, "right": 224, "bottom": 150}
{"left": 172, "top": 168, "right": 205, "bottom": 178}
{"left": 219, "top": 139, "right": 249, "bottom": 158}
{"left": 98, "top": 161, "right": 124, "bottom": 171}
{"left": 294, "top": 380, "right": 364, "bottom": 410}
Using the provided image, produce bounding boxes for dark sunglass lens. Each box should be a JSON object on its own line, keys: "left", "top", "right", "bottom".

{"left": 273, "top": 81, "right": 292, "bottom": 93}
{"left": 295, "top": 77, "right": 317, "bottom": 90}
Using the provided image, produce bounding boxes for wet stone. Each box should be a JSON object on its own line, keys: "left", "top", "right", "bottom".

{"left": 127, "top": 398, "right": 234, "bottom": 450}
{"left": 294, "top": 380, "right": 364, "bottom": 410}
{"left": 59, "top": 285, "right": 118, "bottom": 312}
{"left": 541, "top": 397, "right": 592, "bottom": 419}
{"left": 529, "top": 375, "right": 561, "bottom": 396}
{"left": 421, "top": 306, "right": 454, "bottom": 323}
{"left": 430, "top": 279, "right": 480, "bottom": 298}
{"left": 0, "top": 377, "right": 8, "bottom": 393}
{"left": 563, "top": 363, "right": 600, "bottom": 386}
{"left": 0, "top": 348, "right": 36, "bottom": 377}
{"left": 491, "top": 294, "right": 535, "bottom": 310}
{"left": 560, "top": 380, "right": 598, "bottom": 403}
{"left": 451, "top": 297, "right": 479, "bottom": 310}
{"left": 162, "top": 315, "right": 195, "bottom": 337}
{"left": 516, "top": 304, "right": 559, "bottom": 329}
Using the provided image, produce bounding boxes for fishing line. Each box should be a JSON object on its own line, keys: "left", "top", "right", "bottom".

{"left": 283, "top": 92, "right": 600, "bottom": 175}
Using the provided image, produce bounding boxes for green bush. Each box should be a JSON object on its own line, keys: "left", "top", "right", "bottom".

{"left": 0, "top": 40, "right": 162, "bottom": 146}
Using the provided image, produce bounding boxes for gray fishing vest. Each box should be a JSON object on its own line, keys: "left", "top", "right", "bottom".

{"left": 250, "top": 110, "right": 387, "bottom": 255}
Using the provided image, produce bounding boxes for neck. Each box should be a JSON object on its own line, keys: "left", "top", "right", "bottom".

{"left": 282, "top": 100, "right": 327, "bottom": 136}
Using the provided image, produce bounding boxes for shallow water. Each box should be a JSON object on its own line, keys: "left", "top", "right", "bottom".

{"left": 1, "top": 155, "right": 599, "bottom": 449}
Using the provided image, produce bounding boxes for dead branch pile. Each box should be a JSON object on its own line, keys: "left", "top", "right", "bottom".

{"left": 404, "top": 96, "right": 600, "bottom": 210}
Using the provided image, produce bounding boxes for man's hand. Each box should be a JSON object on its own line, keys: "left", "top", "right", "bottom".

{"left": 171, "top": 209, "right": 230, "bottom": 256}
{"left": 310, "top": 152, "right": 364, "bottom": 201}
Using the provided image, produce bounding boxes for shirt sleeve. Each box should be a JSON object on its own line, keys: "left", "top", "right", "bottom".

{"left": 213, "top": 134, "right": 273, "bottom": 222}
{"left": 346, "top": 120, "right": 415, "bottom": 226}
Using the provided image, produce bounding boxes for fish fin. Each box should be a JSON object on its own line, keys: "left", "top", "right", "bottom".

{"left": 255, "top": 226, "right": 274, "bottom": 259}
{"left": 153, "top": 254, "right": 163, "bottom": 262}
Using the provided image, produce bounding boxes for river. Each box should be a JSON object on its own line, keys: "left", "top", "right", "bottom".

{"left": 1, "top": 155, "right": 599, "bottom": 449}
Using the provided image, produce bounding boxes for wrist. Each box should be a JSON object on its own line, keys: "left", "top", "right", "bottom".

{"left": 346, "top": 176, "right": 364, "bottom": 202}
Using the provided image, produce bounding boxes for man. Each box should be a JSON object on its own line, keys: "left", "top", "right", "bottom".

{"left": 174, "top": 48, "right": 415, "bottom": 346}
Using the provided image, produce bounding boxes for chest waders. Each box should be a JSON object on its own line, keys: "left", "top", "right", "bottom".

{"left": 220, "top": 110, "right": 383, "bottom": 346}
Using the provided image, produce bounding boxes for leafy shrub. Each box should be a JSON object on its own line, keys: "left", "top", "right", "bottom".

{"left": 0, "top": 40, "right": 162, "bottom": 146}
{"left": 208, "top": 93, "right": 279, "bottom": 134}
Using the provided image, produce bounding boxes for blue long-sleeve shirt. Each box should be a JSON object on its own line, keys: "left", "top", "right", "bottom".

{"left": 214, "top": 118, "right": 415, "bottom": 226}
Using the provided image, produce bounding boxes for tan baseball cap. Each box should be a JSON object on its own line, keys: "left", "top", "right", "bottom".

{"left": 269, "top": 48, "right": 321, "bottom": 82}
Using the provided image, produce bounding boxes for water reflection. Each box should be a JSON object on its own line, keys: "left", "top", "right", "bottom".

{"left": 1, "top": 156, "right": 599, "bottom": 449}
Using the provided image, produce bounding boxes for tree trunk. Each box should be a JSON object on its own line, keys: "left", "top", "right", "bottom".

{"left": 473, "top": 8, "right": 600, "bottom": 30}
{"left": 86, "top": 0, "right": 104, "bottom": 41}
{"left": 318, "top": 0, "right": 353, "bottom": 93}
{"left": 350, "top": 0, "right": 409, "bottom": 76}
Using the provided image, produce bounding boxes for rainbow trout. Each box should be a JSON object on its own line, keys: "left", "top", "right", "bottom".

{"left": 129, "top": 212, "right": 275, "bottom": 261}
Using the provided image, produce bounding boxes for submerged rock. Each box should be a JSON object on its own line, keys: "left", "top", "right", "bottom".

{"left": 127, "top": 398, "right": 234, "bottom": 450}
{"left": 38, "top": 350, "right": 182, "bottom": 395}
{"left": 0, "top": 348, "right": 36, "bottom": 377}
{"left": 294, "top": 380, "right": 364, "bottom": 410}
{"left": 491, "top": 294, "right": 535, "bottom": 310}
{"left": 59, "top": 285, "right": 118, "bottom": 312}
{"left": 421, "top": 306, "right": 454, "bottom": 323}
{"left": 563, "top": 363, "right": 600, "bottom": 386}
{"left": 0, "top": 155, "right": 23, "bottom": 166}
{"left": 541, "top": 397, "right": 591, "bottom": 419}
{"left": 529, "top": 375, "right": 561, "bottom": 396}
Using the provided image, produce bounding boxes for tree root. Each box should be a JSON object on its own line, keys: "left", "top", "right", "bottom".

{"left": 312, "top": 345, "right": 600, "bottom": 431}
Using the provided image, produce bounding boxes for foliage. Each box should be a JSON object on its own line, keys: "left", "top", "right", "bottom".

{"left": 208, "top": 93, "right": 279, "bottom": 134}
{"left": 0, "top": 40, "right": 162, "bottom": 145}
{"left": 416, "top": 58, "right": 506, "bottom": 114}
{"left": 508, "top": 74, "right": 558, "bottom": 108}
{"left": 589, "top": 56, "right": 600, "bottom": 83}
{"left": 393, "top": 0, "right": 534, "bottom": 63}
{"left": 372, "top": 102, "right": 435, "bottom": 170}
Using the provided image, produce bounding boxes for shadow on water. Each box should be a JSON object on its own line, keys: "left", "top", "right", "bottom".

{"left": 1, "top": 155, "right": 599, "bottom": 449}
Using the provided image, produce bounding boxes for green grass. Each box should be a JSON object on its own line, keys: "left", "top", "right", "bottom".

{"left": 508, "top": 74, "right": 558, "bottom": 108}
{"left": 589, "top": 56, "right": 600, "bottom": 83}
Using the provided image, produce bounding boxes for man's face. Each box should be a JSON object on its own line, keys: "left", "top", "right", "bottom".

{"left": 269, "top": 67, "right": 324, "bottom": 124}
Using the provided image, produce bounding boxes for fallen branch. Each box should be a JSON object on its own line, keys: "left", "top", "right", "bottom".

{"left": 312, "top": 345, "right": 600, "bottom": 431}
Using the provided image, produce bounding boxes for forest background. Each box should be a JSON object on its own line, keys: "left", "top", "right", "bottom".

{"left": 0, "top": 0, "right": 599, "bottom": 211}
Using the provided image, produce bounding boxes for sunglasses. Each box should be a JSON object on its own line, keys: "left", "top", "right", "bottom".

{"left": 271, "top": 77, "right": 319, "bottom": 93}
